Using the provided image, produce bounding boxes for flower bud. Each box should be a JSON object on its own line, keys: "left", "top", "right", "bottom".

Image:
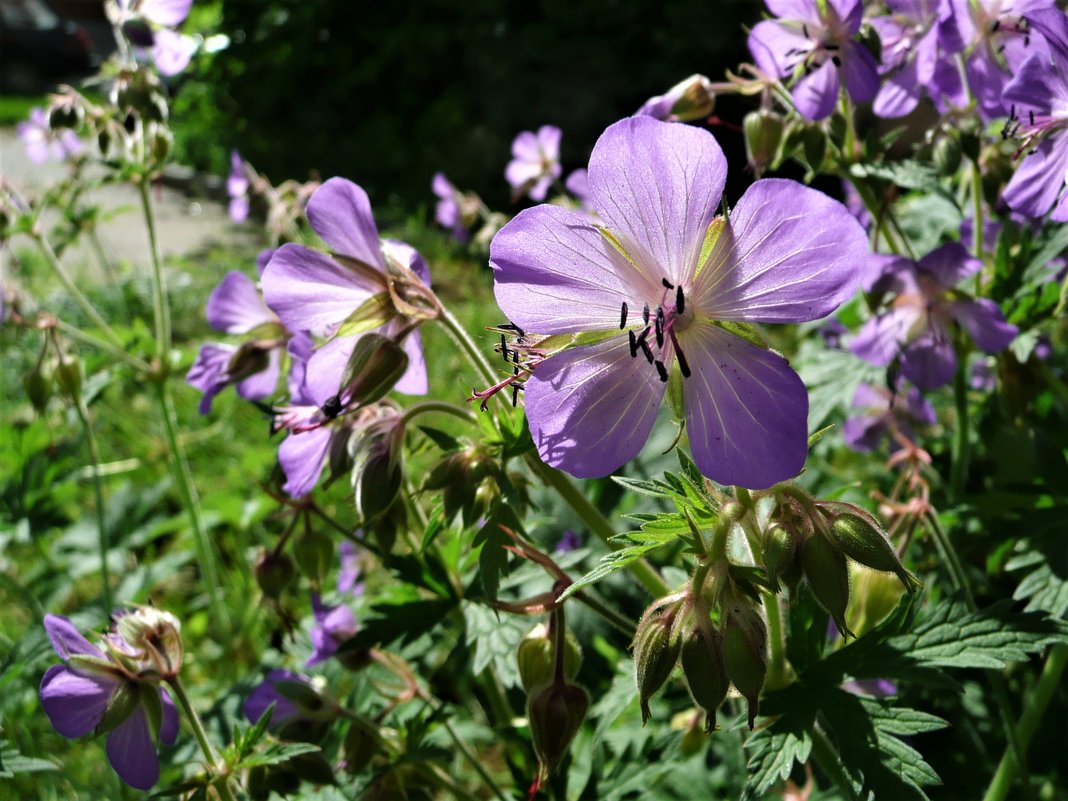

{"left": 528, "top": 680, "right": 589, "bottom": 779}
{"left": 933, "top": 135, "right": 962, "bottom": 176}
{"left": 351, "top": 417, "right": 405, "bottom": 522}
{"left": 743, "top": 110, "right": 784, "bottom": 176}
{"left": 761, "top": 523, "right": 797, "bottom": 593}
{"left": 254, "top": 548, "right": 296, "bottom": 599}
{"left": 227, "top": 341, "right": 271, "bottom": 383}
{"left": 342, "top": 720, "right": 381, "bottom": 774}
{"left": 116, "top": 606, "right": 183, "bottom": 677}
{"left": 517, "top": 622, "right": 582, "bottom": 693}
{"left": 24, "top": 366, "right": 53, "bottom": 413}
{"left": 48, "top": 99, "right": 82, "bottom": 130}
{"left": 54, "top": 355, "right": 83, "bottom": 401}
{"left": 149, "top": 123, "right": 172, "bottom": 164}
{"left": 95, "top": 681, "right": 141, "bottom": 736}
{"left": 294, "top": 527, "right": 334, "bottom": 582}
{"left": 665, "top": 74, "right": 716, "bottom": 121}
{"left": 679, "top": 624, "right": 729, "bottom": 732}
{"left": 846, "top": 566, "right": 905, "bottom": 637}
{"left": 339, "top": 333, "right": 409, "bottom": 407}
{"left": 633, "top": 597, "right": 684, "bottom": 724}
{"left": 828, "top": 512, "right": 920, "bottom": 592}
{"left": 802, "top": 534, "right": 852, "bottom": 638}
{"left": 722, "top": 604, "right": 766, "bottom": 729}
{"left": 802, "top": 125, "right": 827, "bottom": 173}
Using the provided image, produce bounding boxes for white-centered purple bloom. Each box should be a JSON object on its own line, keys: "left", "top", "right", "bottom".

{"left": 869, "top": 0, "right": 965, "bottom": 118}
{"left": 110, "top": 0, "right": 196, "bottom": 76}
{"left": 489, "top": 117, "right": 868, "bottom": 488}
{"left": 432, "top": 172, "right": 470, "bottom": 242}
{"left": 505, "top": 125, "right": 562, "bottom": 202}
{"left": 16, "top": 108, "right": 83, "bottom": 164}
{"left": 228, "top": 150, "right": 250, "bottom": 223}
{"left": 947, "top": 0, "right": 1054, "bottom": 120}
{"left": 851, "top": 242, "right": 1017, "bottom": 389}
{"left": 1002, "top": 8, "right": 1068, "bottom": 220}
{"left": 307, "top": 593, "right": 358, "bottom": 667}
{"left": 39, "top": 614, "right": 179, "bottom": 791}
{"left": 748, "top": 0, "right": 879, "bottom": 120}
{"left": 186, "top": 270, "right": 284, "bottom": 414}
{"left": 843, "top": 382, "right": 937, "bottom": 451}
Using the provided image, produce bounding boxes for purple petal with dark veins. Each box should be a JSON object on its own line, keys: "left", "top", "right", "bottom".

{"left": 106, "top": 706, "right": 159, "bottom": 790}
{"left": 306, "top": 178, "right": 385, "bottom": 269}
{"left": 40, "top": 664, "right": 116, "bottom": 738}
{"left": 206, "top": 271, "right": 274, "bottom": 334}
{"left": 262, "top": 243, "right": 378, "bottom": 333}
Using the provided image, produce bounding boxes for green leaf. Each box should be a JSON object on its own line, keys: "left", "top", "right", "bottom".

{"left": 0, "top": 747, "right": 59, "bottom": 777}
{"left": 1005, "top": 538, "right": 1068, "bottom": 618}
{"left": 461, "top": 601, "right": 525, "bottom": 687}
{"left": 234, "top": 742, "right": 322, "bottom": 770}
{"left": 741, "top": 689, "right": 816, "bottom": 800}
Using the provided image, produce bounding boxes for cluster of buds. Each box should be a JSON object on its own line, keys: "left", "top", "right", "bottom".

{"left": 518, "top": 611, "right": 588, "bottom": 789}
{"left": 423, "top": 443, "right": 507, "bottom": 527}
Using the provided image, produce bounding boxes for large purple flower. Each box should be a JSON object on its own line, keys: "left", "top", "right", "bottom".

{"left": 186, "top": 270, "right": 284, "bottom": 414}
{"left": 843, "top": 382, "right": 937, "bottom": 451}
{"left": 262, "top": 177, "right": 431, "bottom": 397}
{"left": 851, "top": 242, "right": 1017, "bottom": 389}
{"left": 490, "top": 117, "right": 868, "bottom": 488}
{"left": 17, "top": 108, "right": 83, "bottom": 164}
{"left": 1002, "top": 8, "right": 1068, "bottom": 220}
{"left": 39, "top": 614, "right": 179, "bottom": 790}
{"left": 111, "top": 0, "right": 196, "bottom": 75}
{"left": 505, "top": 125, "right": 562, "bottom": 202}
{"left": 748, "top": 0, "right": 879, "bottom": 120}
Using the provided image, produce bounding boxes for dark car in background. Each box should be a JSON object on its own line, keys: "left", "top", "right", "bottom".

{"left": 0, "top": 0, "right": 95, "bottom": 94}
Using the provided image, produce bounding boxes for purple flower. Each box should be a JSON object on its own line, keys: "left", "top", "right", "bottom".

{"left": 16, "top": 108, "right": 83, "bottom": 164}
{"left": 851, "top": 243, "right": 1017, "bottom": 389}
{"left": 947, "top": 0, "right": 1054, "bottom": 120}
{"left": 505, "top": 125, "right": 562, "bottom": 202}
{"left": 1002, "top": 8, "right": 1068, "bottom": 220}
{"left": 818, "top": 318, "right": 849, "bottom": 349}
{"left": 843, "top": 382, "right": 936, "bottom": 451}
{"left": 338, "top": 541, "right": 365, "bottom": 596}
{"left": 244, "top": 669, "right": 317, "bottom": 731}
{"left": 307, "top": 594, "right": 358, "bottom": 667}
{"left": 39, "top": 614, "right": 179, "bottom": 791}
{"left": 842, "top": 678, "right": 898, "bottom": 697}
{"left": 228, "top": 150, "right": 250, "bottom": 223}
{"left": 186, "top": 271, "right": 283, "bottom": 414}
{"left": 635, "top": 74, "right": 716, "bottom": 122}
{"left": 432, "top": 172, "right": 470, "bottom": 242}
{"left": 869, "top": 0, "right": 965, "bottom": 118}
{"left": 111, "top": 0, "right": 196, "bottom": 75}
{"left": 261, "top": 177, "right": 430, "bottom": 395}
{"left": 970, "top": 358, "right": 996, "bottom": 390}
{"left": 489, "top": 117, "right": 868, "bottom": 488}
{"left": 748, "top": 0, "right": 879, "bottom": 120}
{"left": 555, "top": 530, "right": 582, "bottom": 553}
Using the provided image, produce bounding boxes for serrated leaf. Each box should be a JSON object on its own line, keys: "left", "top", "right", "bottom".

{"left": 0, "top": 748, "right": 58, "bottom": 777}
{"left": 741, "top": 690, "right": 817, "bottom": 800}
{"left": 1006, "top": 539, "right": 1068, "bottom": 618}
{"left": 461, "top": 601, "right": 524, "bottom": 687}
{"left": 235, "top": 742, "right": 322, "bottom": 770}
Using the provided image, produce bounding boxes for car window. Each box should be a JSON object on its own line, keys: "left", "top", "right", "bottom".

{"left": 0, "top": 0, "right": 61, "bottom": 30}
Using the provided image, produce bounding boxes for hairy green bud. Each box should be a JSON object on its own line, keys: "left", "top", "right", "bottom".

{"left": 722, "top": 604, "right": 767, "bottom": 729}
{"left": 633, "top": 597, "right": 684, "bottom": 724}
{"left": 829, "top": 512, "right": 921, "bottom": 592}
{"left": 744, "top": 109, "right": 784, "bottom": 176}
{"left": 680, "top": 624, "right": 729, "bottom": 732}
{"left": 517, "top": 622, "right": 582, "bottom": 693}
{"left": 528, "top": 680, "right": 589, "bottom": 780}
{"left": 803, "top": 533, "right": 853, "bottom": 638}
{"left": 761, "top": 523, "right": 797, "bottom": 593}
{"left": 254, "top": 548, "right": 296, "bottom": 599}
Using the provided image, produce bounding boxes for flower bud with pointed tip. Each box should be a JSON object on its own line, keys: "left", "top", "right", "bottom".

{"left": 342, "top": 719, "right": 380, "bottom": 774}
{"left": 528, "top": 680, "right": 589, "bottom": 780}
{"left": 680, "top": 624, "right": 729, "bottom": 732}
{"left": 24, "top": 366, "right": 53, "bottom": 413}
{"left": 254, "top": 548, "right": 296, "bottom": 599}
{"left": 803, "top": 534, "right": 852, "bottom": 638}
{"left": 744, "top": 110, "right": 784, "bottom": 176}
{"left": 933, "top": 135, "right": 962, "bottom": 176}
{"left": 828, "top": 511, "right": 920, "bottom": 592}
{"left": 54, "top": 356, "right": 83, "bottom": 401}
{"left": 340, "top": 333, "right": 409, "bottom": 408}
{"left": 761, "top": 523, "right": 797, "bottom": 593}
{"left": 722, "top": 604, "right": 766, "bottom": 729}
{"left": 633, "top": 597, "right": 684, "bottom": 724}
{"left": 518, "top": 623, "right": 582, "bottom": 693}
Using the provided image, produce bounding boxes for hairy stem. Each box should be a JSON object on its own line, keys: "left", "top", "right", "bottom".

{"left": 53, "top": 318, "right": 151, "bottom": 373}
{"left": 810, "top": 723, "right": 858, "bottom": 801}
{"left": 34, "top": 234, "right": 124, "bottom": 347}
{"left": 137, "top": 180, "right": 171, "bottom": 361}
{"left": 73, "top": 398, "right": 112, "bottom": 614}
{"left": 950, "top": 361, "right": 971, "bottom": 502}
{"left": 166, "top": 676, "right": 237, "bottom": 801}
{"left": 400, "top": 400, "right": 478, "bottom": 427}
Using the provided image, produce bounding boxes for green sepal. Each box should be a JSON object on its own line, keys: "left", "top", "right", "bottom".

{"left": 667, "top": 367, "right": 686, "bottom": 422}
{"left": 333, "top": 293, "right": 392, "bottom": 339}
{"left": 711, "top": 320, "right": 769, "bottom": 349}
{"left": 338, "top": 333, "right": 408, "bottom": 406}
{"left": 272, "top": 679, "right": 326, "bottom": 714}
{"left": 94, "top": 682, "right": 140, "bottom": 738}
{"left": 138, "top": 682, "right": 164, "bottom": 743}
{"left": 693, "top": 217, "right": 727, "bottom": 281}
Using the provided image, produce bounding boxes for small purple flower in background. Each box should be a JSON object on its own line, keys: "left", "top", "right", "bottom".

{"left": 338, "top": 540, "right": 365, "bottom": 595}
{"left": 635, "top": 74, "right": 716, "bottom": 122}
{"left": 869, "top": 0, "right": 965, "bottom": 118}
{"left": 244, "top": 669, "right": 318, "bottom": 731}
{"left": 17, "top": 107, "right": 83, "bottom": 164}
{"left": 110, "top": 0, "right": 197, "bottom": 76}
{"left": 228, "top": 150, "right": 250, "bottom": 223}
{"left": 555, "top": 530, "right": 582, "bottom": 553}
{"left": 505, "top": 125, "right": 562, "bottom": 202}
{"left": 39, "top": 614, "right": 179, "bottom": 790}
{"left": 842, "top": 677, "right": 899, "bottom": 697}
{"left": 307, "top": 594, "right": 358, "bottom": 667}
{"left": 186, "top": 270, "right": 284, "bottom": 414}
{"left": 851, "top": 242, "right": 1017, "bottom": 390}
{"left": 490, "top": 116, "right": 868, "bottom": 488}
{"left": 432, "top": 172, "right": 470, "bottom": 242}
{"left": 950, "top": 0, "right": 1055, "bottom": 121}
{"left": 817, "top": 318, "right": 849, "bottom": 349}
{"left": 1002, "top": 8, "right": 1068, "bottom": 220}
{"left": 843, "top": 382, "right": 937, "bottom": 451}
{"left": 970, "top": 358, "right": 996, "bottom": 391}
{"left": 747, "top": 0, "right": 879, "bottom": 120}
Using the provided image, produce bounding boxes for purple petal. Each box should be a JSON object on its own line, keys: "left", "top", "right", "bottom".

{"left": 491, "top": 204, "right": 643, "bottom": 334}
{"left": 229, "top": 196, "right": 250, "bottom": 224}
{"left": 565, "top": 169, "right": 591, "bottom": 203}
{"left": 588, "top": 116, "right": 727, "bottom": 288}
{"left": 766, "top": 0, "right": 822, "bottom": 23}
{"left": 151, "top": 29, "right": 195, "bottom": 76}
{"left": 524, "top": 335, "right": 666, "bottom": 478}
{"left": 1004, "top": 139, "right": 1068, "bottom": 221}
{"left": 511, "top": 130, "right": 542, "bottom": 161}
{"left": 235, "top": 348, "right": 281, "bottom": 401}
{"left": 306, "top": 178, "right": 385, "bottom": 269}
{"left": 841, "top": 41, "right": 880, "bottom": 103}
{"left": 159, "top": 688, "right": 178, "bottom": 745}
{"left": 827, "top": 0, "right": 864, "bottom": 32}
{"left": 850, "top": 307, "right": 922, "bottom": 367}
{"left": 302, "top": 335, "right": 356, "bottom": 406}
{"left": 186, "top": 343, "right": 235, "bottom": 414}
{"left": 395, "top": 329, "right": 428, "bottom": 395}
{"left": 256, "top": 249, "right": 276, "bottom": 275}
{"left": 206, "top": 272, "right": 274, "bottom": 334}
{"left": 952, "top": 299, "right": 1017, "bottom": 353}
{"left": 279, "top": 427, "right": 332, "bottom": 498}
{"left": 748, "top": 21, "right": 812, "bottom": 78}
{"left": 682, "top": 323, "right": 808, "bottom": 489}
{"left": 245, "top": 672, "right": 304, "bottom": 727}
{"left": 792, "top": 59, "right": 840, "bottom": 120}
{"left": 903, "top": 385, "right": 938, "bottom": 425}
{"left": 40, "top": 664, "right": 115, "bottom": 738}
{"left": 106, "top": 706, "right": 159, "bottom": 790}
{"left": 262, "top": 243, "right": 378, "bottom": 333}
{"left": 319, "top": 603, "right": 357, "bottom": 640}
{"left": 900, "top": 327, "right": 957, "bottom": 389}
{"left": 537, "top": 125, "right": 562, "bottom": 160}
{"left": 139, "top": 0, "right": 191, "bottom": 27}
{"left": 843, "top": 413, "right": 887, "bottom": 451}
{"left": 44, "top": 614, "right": 104, "bottom": 660}
{"left": 917, "top": 242, "right": 980, "bottom": 288}
{"left": 874, "top": 55, "right": 922, "bottom": 118}
{"left": 693, "top": 179, "right": 868, "bottom": 323}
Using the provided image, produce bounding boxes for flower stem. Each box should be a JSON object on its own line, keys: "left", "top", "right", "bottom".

{"left": 153, "top": 383, "right": 229, "bottom": 631}
{"left": 53, "top": 317, "right": 151, "bottom": 373}
{"left": 437, "top": 713, "right": 511, "bottom": 801}
{"left": 982, "top": 644, "right": 1068, "bottom": 801}
{"left": 166, "top": 676, "right": 237, "bottom": 801}
{"left": 72, "top": 397, "right": 113, "bottom": 614}
{"left": 437, "top": 304, "right": 498, "bottom": 388}
{"left": 529, "top": 458, "right": 670, "bottom": 597}
{"left": 137, "top": 180, "right": 170, "bottom": 361}
{"left": 400, "top": 400, "right": 478, "bottom": 427}
{"left": 809, "top": 723, "right": 858, "bottom": 801}
{"left": 33, "top": 234, "right": 124, "bottom": 348}
{"left": 949, "top": 363, "right": 970, "bottom": 503}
